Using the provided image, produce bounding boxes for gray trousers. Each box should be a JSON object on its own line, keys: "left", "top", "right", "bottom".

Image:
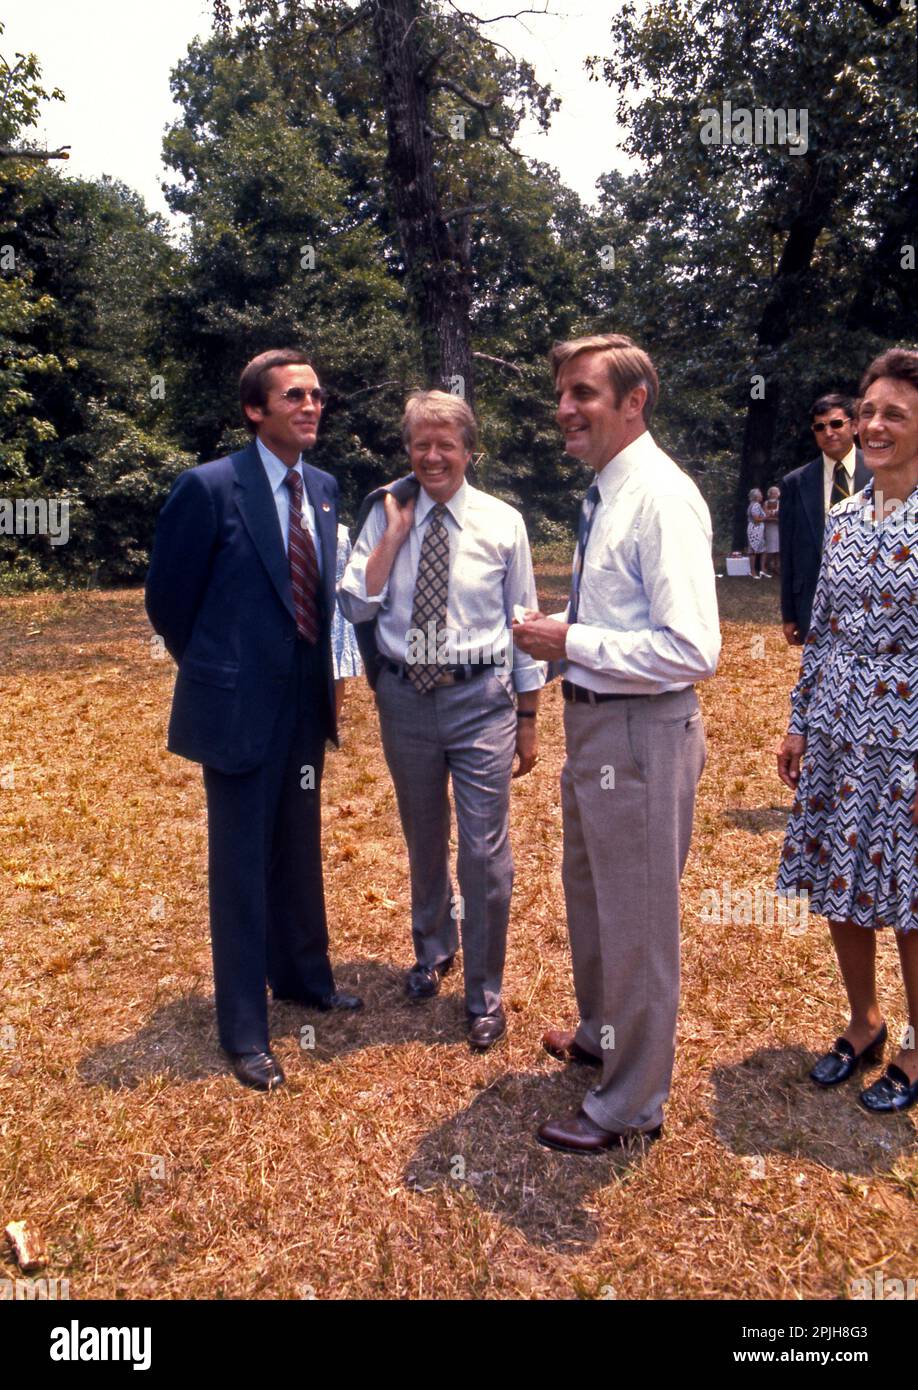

{"left": 561, "top": 686, "right": 706, "bottom": 1132}
{"left": 375, "top": 665, "right": 518, "bottom": 1017}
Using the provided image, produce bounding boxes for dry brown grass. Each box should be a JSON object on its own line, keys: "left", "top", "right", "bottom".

{"left": 0, "top": 573, "right": 915, "bottom": 1301}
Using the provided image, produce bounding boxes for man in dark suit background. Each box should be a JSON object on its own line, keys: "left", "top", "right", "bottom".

{"left": 779, "top": 393, "right": 868, "bottom": 645}
{"left": 145, "top": 349, "right": 362, "bottom": 1092}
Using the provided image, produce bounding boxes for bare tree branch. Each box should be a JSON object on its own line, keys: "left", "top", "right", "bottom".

{"left": 472, "top": 350, "right": 523, "bottom": 377}
{"left": 0, "top": 144, "right": 70, "bottom": 162}
{"left": 442, "top": 202, "right": 492, "bottom": 220}
{"left": 429, "top": 77, "right": 497, "bottom": 114}
{"left": 341, "top": 379, "right": 405, "bottom": 400}
{"left": 325, "top": 0, "right": 374, "bottom": 39}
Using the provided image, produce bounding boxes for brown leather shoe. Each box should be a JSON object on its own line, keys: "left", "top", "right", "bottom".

{"left": 536, "top": 1108, "right": 662, "bottom": 1154}
{"left": 541, "top": 1028, "right": 602, "bottom": 1068}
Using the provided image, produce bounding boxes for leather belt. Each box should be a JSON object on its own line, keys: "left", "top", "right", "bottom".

{"left": 385, "top": 659, "right": 496, "bottom": 686}
{"left": 562, "top": 679, "right": 654, "bottom": 704}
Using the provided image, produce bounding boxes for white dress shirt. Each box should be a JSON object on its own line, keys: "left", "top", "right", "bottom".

{"left": 822, "top": 445, "right": 856, "bottom": 512}
{"left": 561, "top": 431, "right": 721, "bottom": 695}
{"left": 338, "top": 479, "right": 545, "bottom": 692}
{"left": 256, "top": 436, "right": 323, "bottom": 575}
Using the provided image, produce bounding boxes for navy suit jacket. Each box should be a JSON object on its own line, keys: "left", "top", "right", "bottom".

{"left": 779, "top": 449, "right": 868, "bottom": 637}
{"left": 145, "top": 442, "right": 338, "bottom": 774}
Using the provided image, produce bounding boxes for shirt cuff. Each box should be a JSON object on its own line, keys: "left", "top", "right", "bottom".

{"left": 563, "top": 621, "right": 604, "bottom": 670}
{"left": 511, "top": 663, "right": 547, "bottom": 693}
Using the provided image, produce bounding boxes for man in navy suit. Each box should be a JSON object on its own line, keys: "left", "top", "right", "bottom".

{"left": 779, "top": 393, "right": 869, "bottom": 644}
{"left": 145, "top": 349, "right": 362, "bottom": 1092}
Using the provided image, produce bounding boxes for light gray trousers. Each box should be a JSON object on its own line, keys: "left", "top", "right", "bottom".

{"left": 375, "top": 665, "right": 518, "bottom": 1017}
{"left": 561, "top": 686, "right": 706, "bottom": 1133}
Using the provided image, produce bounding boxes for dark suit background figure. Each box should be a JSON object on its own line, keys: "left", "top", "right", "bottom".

{"left": 145, "top": 426, "right": 339, "bottom": 1059}
{"left": 779, "top": 447, "right": 868, "bottom": 640}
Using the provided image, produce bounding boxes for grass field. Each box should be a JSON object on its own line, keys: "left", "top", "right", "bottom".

{"left": 1, "top": 569, "right": 915, "bottom": 1300}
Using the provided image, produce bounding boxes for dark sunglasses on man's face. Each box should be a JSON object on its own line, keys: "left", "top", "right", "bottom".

{"left": 278, "top": 387, "right": 327, "bottom": 406}
{"left": 812, "top": 419, "right": 848, "bottom": 432}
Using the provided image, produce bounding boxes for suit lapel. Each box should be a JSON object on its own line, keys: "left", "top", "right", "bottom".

{"left": 853, "top": 448, "right": 870, "bottom": 493}
{"left": 302, "top": 464, "right": 337, "bottom": 623}
{"left": 232, "top": 444, "right": 296, "bottom": 622}
{"left": 801, "top": 456, "right": 824, "bottom": 544}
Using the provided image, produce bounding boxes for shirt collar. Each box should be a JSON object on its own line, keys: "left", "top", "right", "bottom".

{"left": 822, "top": 445, "right": 855, "bottom": 476}
{"left": 414, "top": 476, "right": 468, "bottom": 530}
{"left": 256, "top": 436, "right": 303, "bottom": 493}
{"left": 594, "top": 429, "right": 656, "bottom": 505}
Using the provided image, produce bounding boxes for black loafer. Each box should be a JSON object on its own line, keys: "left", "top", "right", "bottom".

{"left": 467, "top": 1006, "right": 506, "bottom": 1051}
{"left": 227, "top": 1050, "right": 285, "bottom": 1092}
{"left": 405, "top": 955, "right": 455, "bottom": 1000}
{"left": 858, "top": 1063, "right": 918, "bottom": 1114}
{"left": 809, "top": 1022, "right": 887, "bottom": 1087}
{"left": 308, "top": 991, "right": 364, "bottom": 1012}
{"left": 274, "top": 990, "right": 363, "bottom": 1012}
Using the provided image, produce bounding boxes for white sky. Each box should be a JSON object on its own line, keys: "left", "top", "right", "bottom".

{"left": 1, "top": 0, "right": 639, "bottom": 232}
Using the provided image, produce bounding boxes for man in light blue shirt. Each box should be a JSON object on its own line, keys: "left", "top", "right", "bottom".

{"left": 515, "top": 334, "right": 720, "bottom": 1150}
{"left": 340, "top": 390, "right": 544, "bottom": 1050}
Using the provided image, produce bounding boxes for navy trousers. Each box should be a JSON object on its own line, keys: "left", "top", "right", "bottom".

{"left": 203, "top": 640, "right": 335, "bottom": 1054}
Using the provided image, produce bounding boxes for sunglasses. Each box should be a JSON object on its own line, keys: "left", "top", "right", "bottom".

{"left": 278, "top": 387, "right": 327, "bottom": 406}
{"left": 812, "top": 419, "right": 848, "bottom": 432}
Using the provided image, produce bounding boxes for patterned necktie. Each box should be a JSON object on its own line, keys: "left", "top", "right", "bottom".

{"left": 830, "top": 461, "right": 851, "bottom": 509}
{"left": 408, "top": 503, "right": 450, "bottom": 693}
{"left": 568, "top": 483, "right": 601, "bottom": 623}
{"left": 283, "top": 468, "right": 320, "bottom": 643}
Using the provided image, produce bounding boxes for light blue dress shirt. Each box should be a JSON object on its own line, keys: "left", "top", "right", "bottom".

{"left": 256, "top": 436, "right": 323, "bottom": 577}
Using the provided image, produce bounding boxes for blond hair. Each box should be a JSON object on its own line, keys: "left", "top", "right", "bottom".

{"left": 401, "top": 390, "right": 478, "bottom": 451}
{"left": 549, "top": 333, "right": 659, "bottom": 425}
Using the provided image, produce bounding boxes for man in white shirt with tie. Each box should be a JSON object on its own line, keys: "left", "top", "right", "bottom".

{"left": 514, "top": 334, "right": 721, "bottom": 1151}
{"left": 339, "top": 390, "right": 544, "bottom": 1050}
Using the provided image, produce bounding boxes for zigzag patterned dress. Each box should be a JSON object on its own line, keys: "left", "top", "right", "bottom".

{"left": 776, "top": 480, "right": 918, "bottom": 933}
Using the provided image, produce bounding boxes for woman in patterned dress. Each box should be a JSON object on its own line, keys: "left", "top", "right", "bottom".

{"left": 747, "top": 488, "right": 768, "bottom": 578}
{"left": 776, "top": 348, "right": 918, "bottom": 1113}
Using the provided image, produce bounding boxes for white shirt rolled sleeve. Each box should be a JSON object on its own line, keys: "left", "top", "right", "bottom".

{"left": 338, "top": 479, "right": 546, "bottom": 693}
{"left": 563, "top": 433, "right": 721, "bottom": 695}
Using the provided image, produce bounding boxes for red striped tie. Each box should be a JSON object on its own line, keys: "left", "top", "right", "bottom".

{"left": 283, "top": 468, "right": 320, "bottom": 643}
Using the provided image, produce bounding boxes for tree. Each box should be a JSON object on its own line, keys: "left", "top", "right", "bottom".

{"left": 164, "top": 4, "right": 596, "bottom": 531}
{"left": 595, "top": 0, "right": 917, "bottom": 545}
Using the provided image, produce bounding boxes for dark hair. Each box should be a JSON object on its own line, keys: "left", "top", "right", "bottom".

{"left": 859, "top": 347, "right": 918, "bottom": 400}
{"left": 809, "top": 392, "right": 855, "bottom": 423}
{"left": 239, "top": 348, "right": 314, "bottom": 433}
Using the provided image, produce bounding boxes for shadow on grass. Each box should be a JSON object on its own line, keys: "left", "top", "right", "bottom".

{"left": 722, "top": 806, "right": 791, "bottom": 834}
{"left": 711, "top": 1046, "right": 916, "bottom": 1176}
{"left": 75, "top": 959, "right": 525, "bottom": 1085}
{"left": 403, "top": 1068, "right": 659, "bottom": 1252}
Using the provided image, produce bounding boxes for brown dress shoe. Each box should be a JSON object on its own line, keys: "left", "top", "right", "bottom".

{"left": 536, "top": 1108, "right": 662, "bottom": 1154}
{"left": 541, "top": 1028, "right": 602, "bottom": 1068}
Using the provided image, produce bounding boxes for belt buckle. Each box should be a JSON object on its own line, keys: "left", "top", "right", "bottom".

{"left": 433, "top": 670, "right": 457, "bottom": 687}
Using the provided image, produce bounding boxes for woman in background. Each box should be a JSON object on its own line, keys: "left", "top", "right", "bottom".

{"left": 776, "top": 348, "right": 918, "bottom": 1113}
{"left": 747, "top": 488, "right": 768, "bottom": 578}
{"left": 763, "top": 486, "right": 780, "bottom": 577}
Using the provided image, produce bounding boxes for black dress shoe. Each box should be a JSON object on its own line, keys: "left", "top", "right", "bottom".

{"left": 308, "top": 991, "right": 364, "bottom": 1012}
{"left": 227, "top": 1050, "right": 285, "bottom": 1092}
{"left": 858, "top": 1063, "right": 918, "bottom": 1114}
{"left": 405, "top": 955, "right": 455, "bottom": 1000}
{"left": 274, "top": 990, "right": 363, "bottom": 1012}
{"left": 809, "top": 1022, "right": 887, "bottom": 1087}
{"left": 467, "top": 1007, "right": 506, "bottom": 1051}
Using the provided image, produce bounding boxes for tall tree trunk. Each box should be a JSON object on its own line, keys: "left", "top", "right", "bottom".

{"left": 731, "top": 164, "right": 837, "bottom": 548}
{"left": 370, "top": 0, "right": 475, "bottom": 409}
